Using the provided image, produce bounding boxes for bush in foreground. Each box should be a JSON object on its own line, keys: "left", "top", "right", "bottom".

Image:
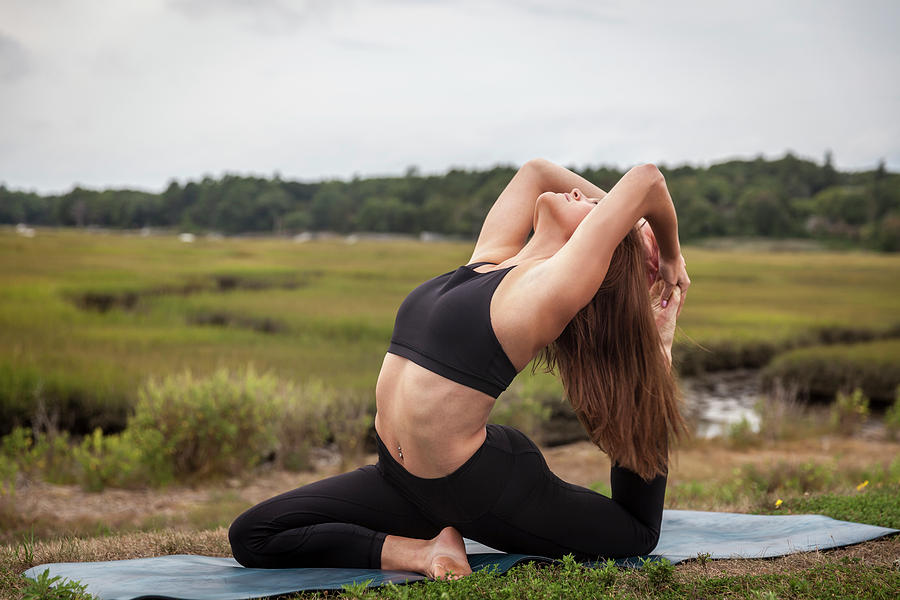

{"left": 0, "top": 368, "right": 373, "bottom": 491}
{"left": 132, "top": 368, "right": 284, "bottom": 479}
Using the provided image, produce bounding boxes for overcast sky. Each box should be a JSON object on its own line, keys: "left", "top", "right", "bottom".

{"left": 1, "top": 0, "right": 898, "bottom": 193}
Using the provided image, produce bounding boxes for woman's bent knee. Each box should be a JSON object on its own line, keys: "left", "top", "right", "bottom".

{"left": 633, "top": 526, "right": 661, "bottom": 557}
{"left": 228, "top": 511, "right": 262, "bottom": 567}
{"left": 580, "top": 525, "right": 660, "bottom": 560}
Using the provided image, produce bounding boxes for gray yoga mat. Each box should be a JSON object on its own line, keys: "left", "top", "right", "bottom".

{"left": 24, "top": 510, "right": 898, "bottom": 600}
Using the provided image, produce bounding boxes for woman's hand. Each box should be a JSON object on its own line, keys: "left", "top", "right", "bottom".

{"left": 650, "top": 280, "right": 682, "bottom": 367}
{"left": 639, "top": 217, "right": 688, "bottom": 315}
{"left": 657, "top": 253, "right": 689, "bottom": 315}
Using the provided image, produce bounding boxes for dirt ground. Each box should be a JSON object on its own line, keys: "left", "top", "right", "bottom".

{"left": 8, "top": 436, "right": 899, "bottom": 536}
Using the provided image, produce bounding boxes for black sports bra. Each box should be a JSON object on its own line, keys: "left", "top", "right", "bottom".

{"left": 387, "top": 262, "right": 518, "bottom": 398}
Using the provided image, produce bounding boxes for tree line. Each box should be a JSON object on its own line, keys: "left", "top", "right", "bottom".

{"left": 2, "top": 152, "right": 898, "bottom": 251}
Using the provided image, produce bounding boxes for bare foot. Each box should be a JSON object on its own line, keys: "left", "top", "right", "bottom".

{"left": 425, "top": 527, "right": 472, "bottom": 580}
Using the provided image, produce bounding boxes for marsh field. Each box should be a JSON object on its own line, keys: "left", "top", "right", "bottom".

{"left": 2, "top": 227, "right": 898, "bottom": 431}
{"left": 2, "top": 227, "right": 900, "bottom": 599}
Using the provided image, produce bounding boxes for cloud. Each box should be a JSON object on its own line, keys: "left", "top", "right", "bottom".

{"left": 0, "top": 31, "right": 31, "bottom": 82}
{"left": 168, "top": 0, "right": 344, "bottom": 35}
{"left": 1, "top": 0, "right": 898, "bottom": 192}
{"left": 331, "top": 36, "right": 402, "bottom": 54}
{"left": 512, "top": 0, "right": 628, "bottom": 23}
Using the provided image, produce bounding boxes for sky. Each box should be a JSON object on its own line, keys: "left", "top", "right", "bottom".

{"left": 1, "top": 0, "right": 898, "bottom": 194}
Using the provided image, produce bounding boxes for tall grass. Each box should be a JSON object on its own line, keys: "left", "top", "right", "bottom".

{"left": 761, "top": 340, "right": 900, "bottom": 401}
{"left": 1, "top": 229, "right": 899, "bottom": 434}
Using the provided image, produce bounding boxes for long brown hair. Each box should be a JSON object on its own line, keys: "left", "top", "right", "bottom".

{"left": 536, "top": 227, "right": 687, "bottom": 481}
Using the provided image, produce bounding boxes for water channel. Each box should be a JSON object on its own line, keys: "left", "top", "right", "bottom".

{"left": 680, "top": 369, "right": 764, "bottom": 438}
{"left": 542, "top": 368, "right": 767, "bottom": 445}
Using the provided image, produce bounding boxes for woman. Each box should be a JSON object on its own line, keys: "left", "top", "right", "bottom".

{"left": 229, "top": 158, "right": 690, "bottom": 579}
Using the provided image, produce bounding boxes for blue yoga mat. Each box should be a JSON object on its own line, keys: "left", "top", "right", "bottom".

{"left": 24, "top": 510, "right": 897, "bottom": 600}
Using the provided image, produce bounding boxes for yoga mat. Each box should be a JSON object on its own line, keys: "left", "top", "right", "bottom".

{"left": 648, "top": 509, "right": 897, "bottom": 563}
{"left": 24, "top": 510, "right": 897, "bottom": 600}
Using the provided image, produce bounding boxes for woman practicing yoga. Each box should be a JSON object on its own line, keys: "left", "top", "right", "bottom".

{"left": 229, "top": 158, "right": 691, "bottom": 579}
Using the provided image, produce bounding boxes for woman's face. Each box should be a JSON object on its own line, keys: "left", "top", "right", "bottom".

{"left": 534, "top": 187, "right": 599, "bottom": 236}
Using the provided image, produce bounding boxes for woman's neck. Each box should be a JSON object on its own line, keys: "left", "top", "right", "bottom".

{"left": 510, "top": 226, "right": 567, "bottom": 265}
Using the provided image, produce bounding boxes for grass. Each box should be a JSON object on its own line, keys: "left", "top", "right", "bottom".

{"left": 761, "top": 340, "right": 900, "bottom": 401}
{"left": 2, "top": 228, "right": 899, "bottom": 435}
{"left": 3, "top": 483, "right": 898, "bottom": 599}
{"left": 756, "top": 484, "right": 900, "bottom": 529}
{"left": 3, "top": 432, "right": 899, "bottom": 598}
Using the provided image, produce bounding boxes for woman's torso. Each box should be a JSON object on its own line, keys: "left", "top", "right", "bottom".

{"left": 374, "top": 260, "right": 543, "bottom": 478}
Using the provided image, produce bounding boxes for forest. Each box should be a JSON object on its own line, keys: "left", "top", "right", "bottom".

{"left": 2, "top": 152, "right": 898, "bottom": 251}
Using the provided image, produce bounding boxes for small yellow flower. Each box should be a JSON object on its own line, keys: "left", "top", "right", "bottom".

{"left": 774, "top": 499, "right": 783, "bottom": 508}
{"left": 856, "top": 480, "right": 869, "bottom": 491}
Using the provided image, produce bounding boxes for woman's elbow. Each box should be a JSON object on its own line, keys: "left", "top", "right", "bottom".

{"left": 521, "top": 157, "right": 552, "bottom": 176}
{"left": 628, "top": 163, "right": 665, "bottom": 187}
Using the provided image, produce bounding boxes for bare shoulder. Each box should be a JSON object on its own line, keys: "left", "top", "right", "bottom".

{"left": 490, "top": 260, "right": 578, "bottom": 369}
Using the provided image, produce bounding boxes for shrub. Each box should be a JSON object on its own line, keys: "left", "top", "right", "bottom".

{"left": 72, "top": 428, "right": 170, "bottom": 491}
{"left": 10, "top": 428, "right": 76, "bottom": 485}
{"left": 0, "top": 427, "right": 34, "bottom": 480}
{"left": 829, "top": 388, "right": 870, "bottom": 436}
{"left": 755, "top": 381, "right": 829, "bottom": 441}
{"left": 131, "top": 367, "right": 369, "bottom": 479}
{"left": 725, "top": 416, "right": 761, "bottom": 449}
{"left": 761, "top": 340, "right": 900, "bottom": 401}
{"left": 492, "top": 376, "right": 554, "bottom": 442}
{"left": 321, "top": 388, "right": 373, "bottom": 465}
{"left": 0, "top": 368, "right": 373, "bottom": 490}
{"left": 885, "top": 385, "right": 900, "bottom": 441}
{"left": 272, "top": 380, "right": 329, "bottom": 471}
{"left": 131, "top": 367, "right": 283, "bottom": 479}
{"left": 675, "top": 338, "right": 779, "bottom": 376}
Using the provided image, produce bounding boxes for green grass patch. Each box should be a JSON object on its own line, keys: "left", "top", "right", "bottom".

{"left": 761, "top": 340, "right": 900, "bottom": 401}
{"left": 666, "top": 459, "right": 900, "bottom": 514}
{"left": 3, "top": 470, "right": 899, "bottom": 599}
{"left": 20, "top": 567, "right": 96, "bottom": 600}
{"left": 756, "top": 483, "right": 900, "bottom": 529}
{"left": 304, "top": 560, "right": 900, "bottom": 600}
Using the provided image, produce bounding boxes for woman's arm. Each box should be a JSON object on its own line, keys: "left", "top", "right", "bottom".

{"left": 528, "top": 164, "right": 689, "bottom": 339}
{"left": 469, "top": 159, "right": 609, "bottom": 264}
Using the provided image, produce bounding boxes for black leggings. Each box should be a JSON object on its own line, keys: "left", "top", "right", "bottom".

{"left": 229, "top": 424, "right": 665, "bottom": 569}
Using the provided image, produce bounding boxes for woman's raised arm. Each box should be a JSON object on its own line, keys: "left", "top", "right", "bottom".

{"left": 469, "top": 159, "right": 609, "bottom": 264}
{"left": 528, "top": 164, "right": 688, "bottom": 341}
